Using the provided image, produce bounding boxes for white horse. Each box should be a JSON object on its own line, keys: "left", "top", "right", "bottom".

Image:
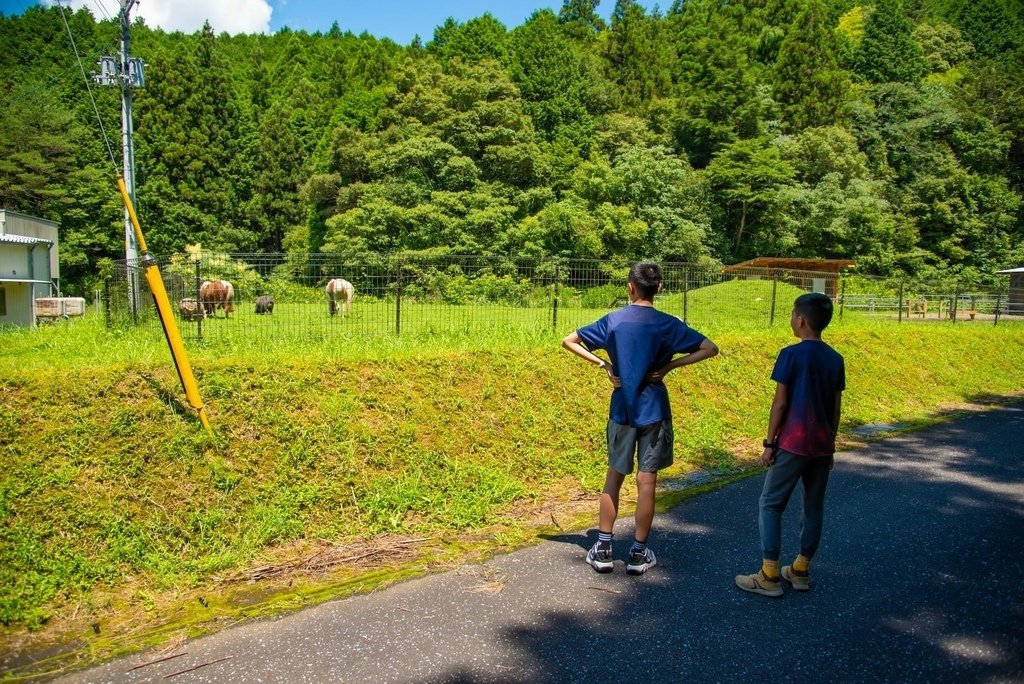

{"left": 326, "top": 278, "right": 354, "bottom": 317}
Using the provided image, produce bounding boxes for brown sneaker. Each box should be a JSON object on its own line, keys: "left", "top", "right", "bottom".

{"left": 782, "top": 565, "right": 810, "bottom": 591}
{"left": 735, "top": 570, "right": 783, "bottom": 597}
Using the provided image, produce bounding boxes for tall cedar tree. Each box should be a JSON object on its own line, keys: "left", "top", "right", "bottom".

{"left": 852, "top": 0, "right": 927, "bottom": 83}
{"left": 944, "top": 0, "right": 1022, "bottom": 59}
{"left": 604, "top": 0, "right": 674, "bottom": 108}
{"left": 670, "top": 0, "right": 767, "bottom": 166}
{"left": 559, "top": 0, "right": 607, "bottom": 41}
{"left": 774, "top": 0, "right": 852, "bottom": 132}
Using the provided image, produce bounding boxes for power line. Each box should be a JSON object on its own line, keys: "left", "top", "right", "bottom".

{"left": 0, "top": 38, "right": 121, "bottom": 109}
{"left": 90, "top": 0, "right": 114, "bottom": 22}
{"left": 0, "top": 1, "right": 124, "bottom": 110}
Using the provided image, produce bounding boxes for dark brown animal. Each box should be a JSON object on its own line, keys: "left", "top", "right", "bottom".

{"left": 255, "top": 294, "right": 274, "bottom": 315}
{"left": 326, "top": 278, "right": 354, "bottom": 317}
{"left": 199, "top": 279, "right": 234, "bottom": 318}
{"left": 178, "top": 297, "right": 204, "bottom": 321}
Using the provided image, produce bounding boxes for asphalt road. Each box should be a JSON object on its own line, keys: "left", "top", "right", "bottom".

{"left": 58, "top": 404, "right": 1024, "bottom": 683}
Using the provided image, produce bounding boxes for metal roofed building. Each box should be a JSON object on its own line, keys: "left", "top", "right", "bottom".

{"left": 0, "top": 209, "right": 58, "bottom": 327}
{"left": 996, "top": 266, "right": 1024, "bottom": 316}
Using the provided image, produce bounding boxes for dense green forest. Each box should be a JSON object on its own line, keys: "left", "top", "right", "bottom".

{"left": 1, "top": 0, "right": 1022, "bottom": 295}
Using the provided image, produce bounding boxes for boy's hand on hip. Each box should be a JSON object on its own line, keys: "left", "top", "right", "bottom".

{"left": 761, "top": 447, "right": 776, "bottom": 467}
{"left": 605, "top": 367, "right": 621, "bottom": 388}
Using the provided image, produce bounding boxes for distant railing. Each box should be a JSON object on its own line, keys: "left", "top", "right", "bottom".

{"left": 103, "top": 253, "right": 1023, "bottom": 345}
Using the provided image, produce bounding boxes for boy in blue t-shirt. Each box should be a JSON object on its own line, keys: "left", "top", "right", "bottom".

{"left": 736, "top": 292, "right": 846, "bottom": 597}
{"left": 563, "top": 262, "right": 719, "bottom": 575}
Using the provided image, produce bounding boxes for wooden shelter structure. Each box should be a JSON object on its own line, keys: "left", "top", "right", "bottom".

{"left": 721, "top": 257, "right": 855, "bottom": 298}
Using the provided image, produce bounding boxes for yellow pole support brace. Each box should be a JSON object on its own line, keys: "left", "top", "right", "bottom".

{"left": 117, "top": 176, "right": 213, "bottom": 434}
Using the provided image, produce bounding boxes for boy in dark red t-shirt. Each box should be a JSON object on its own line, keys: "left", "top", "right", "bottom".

{"left": 736, "top": 292, "right": 845, "bottom": 597}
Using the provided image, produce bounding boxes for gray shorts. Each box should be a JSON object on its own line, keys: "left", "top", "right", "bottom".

{"left": 607, "top": 420, "right": 674, "bottom": 474}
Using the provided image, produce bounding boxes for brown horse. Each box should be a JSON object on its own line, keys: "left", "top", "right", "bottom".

{"left": 326, "top": 278, "right": 354, "bottom": 317}
{"left": 199, "top": 279, "right": 234, "bottom": 318}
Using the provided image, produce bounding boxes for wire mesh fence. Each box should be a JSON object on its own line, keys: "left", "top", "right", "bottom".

{"left": 103, "top": 253, "right": 1024, "bottom": 346}
{"left": 838, "top": 275, "right": 1023, "bottom": 323}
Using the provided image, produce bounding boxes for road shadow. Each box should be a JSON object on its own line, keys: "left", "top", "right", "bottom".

{"left": 431, "top": 405, "right": 1024, "bottom": 682}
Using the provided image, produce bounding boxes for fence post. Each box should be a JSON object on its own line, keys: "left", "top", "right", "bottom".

{"left": 897, "top": 281, "right": 904, "bottom": 323}
{"left": 395, "top": 257, "right": 403, "bottom": 336}
{"left": 682, "top": 265, "right": 689, "bottom": 323}
{"left": 552, "top": 259, "right": 559, "bottom": 332}
{"left": 839, "top": 275, "right": 846, "bottom": 319}
{"left": 951, "top": 283, "right": 959, "bottom": 323}
{"left": 104, "top": 277, "right": 112, "bottom": 329}
{"left": 130, "top": 262, "right": 139, "bottom": 327}
{"left": 195, "top": 260, "right": 203, "bottom": 342}
{"left": 769, "top": 270, "right": 779, "bottom": 327}
{"left": 995, "top": 290, "right": 1002, "bottom": 327}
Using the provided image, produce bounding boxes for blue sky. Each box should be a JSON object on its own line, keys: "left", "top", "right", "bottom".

{"left": 4, "top": 1, "right": 657, "bottom": 43}
{"left": 268, "top": 1, "right": 649, "bottom": 43}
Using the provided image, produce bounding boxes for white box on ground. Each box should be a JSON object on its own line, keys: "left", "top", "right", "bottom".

{"left": 34, "top": 297, "right": 86, "bottom": 318}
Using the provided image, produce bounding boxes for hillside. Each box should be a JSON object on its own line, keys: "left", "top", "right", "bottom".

{"left": 2, "top": 322, "right": 1023, "bottom": 675}
{"left": 2, "top": 1, "right": 1023, "bottom": 294}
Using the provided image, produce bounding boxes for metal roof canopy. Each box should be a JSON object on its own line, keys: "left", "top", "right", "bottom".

{"left": 722, "top": 257, "right": 856, "bottom": 273}
{"left": 0, "top": 234, "right": 53, "bottom": 246}
{"left": 996, "top": 267, "right": 1024, "bottom": 274}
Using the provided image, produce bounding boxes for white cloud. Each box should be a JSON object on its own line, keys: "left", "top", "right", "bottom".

{"left": 44, "top": 0, "right": 272, "bottom": 35}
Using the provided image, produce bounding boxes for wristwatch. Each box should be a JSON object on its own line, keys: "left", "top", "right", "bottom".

{"left": 762, "top": 439, "right": 776, "bottom": 448}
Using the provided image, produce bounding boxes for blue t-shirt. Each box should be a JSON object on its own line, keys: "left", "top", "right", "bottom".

{"left": 771, "top": 339, "right": 846, "bottom": 457}
{"left": 577, "top": 304, "right": 707, "bottom": 428}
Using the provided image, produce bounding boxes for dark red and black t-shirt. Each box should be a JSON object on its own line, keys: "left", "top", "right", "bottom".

{"left": 772, "top": 339, "right": 845, "bottom": 457}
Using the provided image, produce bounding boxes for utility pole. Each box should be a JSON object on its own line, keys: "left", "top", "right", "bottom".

{"left": 95, "top": 0, "right": 145, "bottom": 316}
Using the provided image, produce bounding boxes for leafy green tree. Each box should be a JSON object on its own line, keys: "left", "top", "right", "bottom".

{"left": 778, "top": 126, "right": 870, "bottom": 186}
{"left": 608, "top": 146, "right": 712, "bottom": 262}
{"left": 848, "top": 79, "right": 1023, "bottom": 273}
{"left": 955, "top": 51, "right": 1024, "bottom": 192}
{"left": 567, "top": 145, "right": 712, "bottom": 262}
{"left": 529, "top": 199, "right": 603, "bottom": 258}
{"left": 0, "top": 1, "right": 1022, "bottom": 291}
{"left": 707, "top": 138, "right": 797, "bottom": 258}
{"left": 776, "top": 174, "right": 909, "bottom": 269}
{"left": 0, "top": 98, "right": 80, "bottom": 213}
{"left": 247, "top": 99, "right": 308, "bottom": 252}
{"left": 914, "top": 21, "right": 973, "bottom": 76}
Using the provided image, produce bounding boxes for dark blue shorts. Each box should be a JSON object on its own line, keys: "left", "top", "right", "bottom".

{"left": 607, "top": 420, "right": 673, "bottom": 474}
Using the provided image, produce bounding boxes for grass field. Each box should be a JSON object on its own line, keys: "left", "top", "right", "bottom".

{"left": 2, "top": 279, "right": 1024, "bottom": 677}
{"left": 6, "top": 279, "right": 812, "bottom": 368}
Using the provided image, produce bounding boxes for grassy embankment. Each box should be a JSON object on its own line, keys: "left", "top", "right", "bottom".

{"left": 2, "top": 284, "right": 1023, "bottom": 677}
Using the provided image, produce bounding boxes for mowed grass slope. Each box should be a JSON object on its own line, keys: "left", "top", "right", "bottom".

{"left": 2, "top": 300, "right": 1023, "bottom": 671}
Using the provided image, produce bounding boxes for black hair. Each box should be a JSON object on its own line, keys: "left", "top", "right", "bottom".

{"left": 793, "top": 292, "right": 833, "bottom": 332}
{"left": 628, "top": 261, "right": 662, "bottom": 300}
